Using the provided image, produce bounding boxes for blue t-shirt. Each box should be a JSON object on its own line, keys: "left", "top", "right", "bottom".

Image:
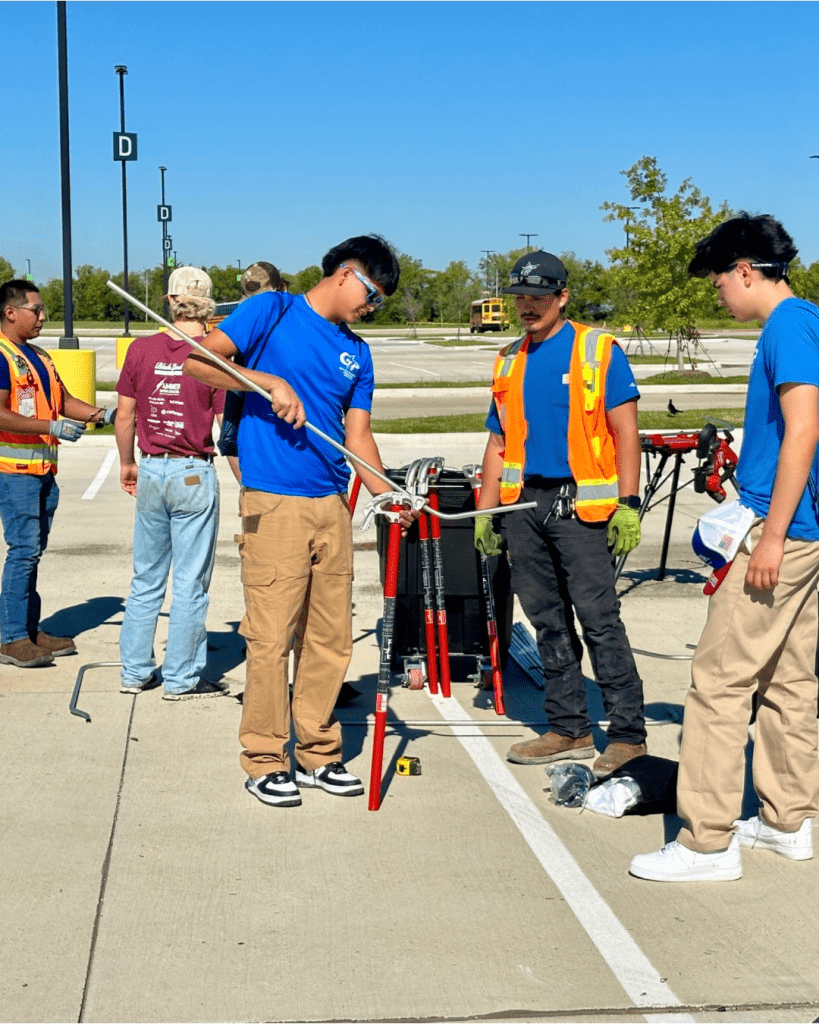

{"left": 0, "top": 342, "right": 52, "bottom": 404}
{"left": 737, "top": 297, "right": 819, "bottom": 540}
{"left": 484, "top": 321, "right": 639, "bottom": 478}
{"left": 219, "top": 292, "right": 374, "bottom": 496}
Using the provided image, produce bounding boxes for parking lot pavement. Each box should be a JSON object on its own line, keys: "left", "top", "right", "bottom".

{"left": 2, "top": 435, "right": 819, "bottom": 1024}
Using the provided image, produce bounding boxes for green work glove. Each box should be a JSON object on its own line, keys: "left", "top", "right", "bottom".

{"left": 607, "top": 505, "right": 641, "bottom": 556}
{"left": 474, "top": 512, "right": 502, "bottom": 557}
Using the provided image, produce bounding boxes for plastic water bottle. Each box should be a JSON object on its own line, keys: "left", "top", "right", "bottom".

{"left": 545, "top": 763, "right": 595, "bottom": 807}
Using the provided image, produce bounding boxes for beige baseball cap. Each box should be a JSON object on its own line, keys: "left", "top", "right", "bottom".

{"left": 166, "top": 266, "right": 213, "bottom": 299}
{"left": 240, "top": 261, "right": 286, "bottom": 297}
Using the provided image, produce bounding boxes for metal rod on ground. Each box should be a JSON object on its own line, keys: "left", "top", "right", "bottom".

{"left": 462, "top": 464, "right": 505, "bottom": 716}
{"left": 104, "top": 281, "right": 537, "bottom": 522}
{"left": 369, "top": 503, "right": 403, "bottom": 811}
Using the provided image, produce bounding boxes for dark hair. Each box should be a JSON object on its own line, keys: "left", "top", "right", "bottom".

{"left": 0, "top": 279, "right": 40, "bottom": 315}
{"left": 321, "top": 234, "right": 400, "bottom": 295}
{"left": 688, "top": 213, "right": 798, "bottom": 282}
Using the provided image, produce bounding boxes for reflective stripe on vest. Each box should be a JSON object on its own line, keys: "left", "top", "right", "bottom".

{"left": 0, "top": 336, "right": 60, "bottom": 475}
{"left": 491, "top": 323, "right": 620, "bottom": 520}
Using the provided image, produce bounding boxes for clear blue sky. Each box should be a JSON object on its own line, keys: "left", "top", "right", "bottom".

{"left": 5, "top": 1, "right": 819, "bottom": 286}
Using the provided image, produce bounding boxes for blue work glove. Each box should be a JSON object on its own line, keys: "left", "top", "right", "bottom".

{"left": 474, "top": 512, "right": 502, "bottom": 557}
{"left": 607, "top": 505, "right": 641, "bottom": 556}
{"left": 49, "top": 418, "right": 87, "bottom": 443}
{"left": 102, "top": 407, "right": 116, "bottom": 426}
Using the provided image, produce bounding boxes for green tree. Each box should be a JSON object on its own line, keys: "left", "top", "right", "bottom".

{"left": 429, "top": 261, "right": 481, "bottom": 327}
{"left": 290, "top": 265, "right": 323, "bottom": 294}
{"left": 0, "top": 256, "right": 16, "bottom": 283}
{"left": 601, "top": 156, "right": 732, "bottom": 366}
{"left": 206, "top": 265, "right": 242, "bottom": 303}
{"left": 40, "top": 278, "right": 64, "bottom": 321}
{"left": 790, "top": 259, "right": 819, "bottom": 304}
{"left": 375, "top": 253, "right": 434, "bottom": 327}
{"left": 73, "top": 265, "right": 120, "bottom": 321}
{"left": 560, "top": 253, "right": 612, "bottom": 323}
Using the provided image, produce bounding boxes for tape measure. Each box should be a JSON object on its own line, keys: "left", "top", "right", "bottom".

{"left": 395, "top": 756, "right": 422, "bottom": 776}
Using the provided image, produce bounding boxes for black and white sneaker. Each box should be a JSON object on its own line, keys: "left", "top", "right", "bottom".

{"left": 245, "top": 772, "right": 302, "bottom": 807}
{"left": 295, "top": 761, "right": 364, "bottom": 797}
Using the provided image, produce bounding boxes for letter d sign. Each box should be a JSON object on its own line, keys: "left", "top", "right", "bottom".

{"left": 113, "top": 132, "right": 138, "bottom": 161}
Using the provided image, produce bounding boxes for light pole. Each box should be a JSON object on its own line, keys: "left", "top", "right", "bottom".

{"left": 56, "top": 1, "right": 78, "bottom": 347}
{"left": 480, "top": 249, "right": 496, "bottom": 293}
{"left": 25, "top": 259, "right": 31, "bottom": 281}
{"left": 519, "top": 233, "right": 537, "bottom": 252}
{"left": 159, "top": 166, "right": 168, "bottom": 316}
{"left": 114, "top": 65, "right": 132, "bottom": 335}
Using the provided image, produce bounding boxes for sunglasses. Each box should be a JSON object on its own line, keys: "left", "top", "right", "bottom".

{"left": 341, "top": 264, "right": 385, "bottom": 309}
{"left": 509, "top": 273, "right": 565, "bottom": 289}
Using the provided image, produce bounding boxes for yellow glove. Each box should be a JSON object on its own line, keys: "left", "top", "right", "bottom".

{"left": 607, "top": 505, "right": 641, "bottom": 556}
{"left": 474, "top": 512, "right": 502, "bottom": 557}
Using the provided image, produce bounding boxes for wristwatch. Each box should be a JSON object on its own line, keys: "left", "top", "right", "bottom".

{"left": 618, "top": 495, "right": 641, "bottom": 510}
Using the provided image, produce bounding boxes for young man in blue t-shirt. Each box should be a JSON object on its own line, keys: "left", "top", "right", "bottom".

{"left": 632, "top": 214, "right": 819, "bottom": 882}
{"left": 474, "top": 251, "right": 647, "bottom": 779}
{"left": 184, "top": 235, "right": 409, "bottom": 809}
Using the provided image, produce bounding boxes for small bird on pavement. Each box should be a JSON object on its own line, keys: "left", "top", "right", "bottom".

{"left": 667, "top": 399, "right": 682, "bottom": 416}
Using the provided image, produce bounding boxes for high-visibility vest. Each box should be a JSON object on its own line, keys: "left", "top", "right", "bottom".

{"left": 0, "top": 335, "right": 62, "bottom": 475}
{"left": 491, "top": 321, "right": 620, "bottom": 522}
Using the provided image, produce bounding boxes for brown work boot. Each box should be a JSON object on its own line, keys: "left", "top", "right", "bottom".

{"left": 0, "top": 638, "right": 55, "bottom": 668}
{"left": 33, "top": 631, "right": 77, "bottom": 657}
{"left": 592, "top": 742, "right": 647, "bottom": 778}
{"left": 507, "top": 732, "right": 595, "bottom": 765}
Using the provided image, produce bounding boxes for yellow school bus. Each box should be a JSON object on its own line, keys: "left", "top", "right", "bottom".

{"left": 469, "top": 297, "right": 508, "bottom": 333}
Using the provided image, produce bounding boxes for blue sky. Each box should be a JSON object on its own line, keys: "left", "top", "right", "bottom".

{"left": 4, "top": 1, "right": 819, "bottom": 285}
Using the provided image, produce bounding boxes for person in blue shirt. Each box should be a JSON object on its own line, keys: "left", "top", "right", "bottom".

{"left": 184, "top": 235, "right": 412, "bottom": 809}
{"left": 632, "top": 213, "right": 819, "bottom": 883}
{"left": 474, "top": 251, "right": 647, "bottom": 779}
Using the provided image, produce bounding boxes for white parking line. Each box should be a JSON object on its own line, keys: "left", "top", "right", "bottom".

{"left": 82, "top": 450, "right": 117, "bottom": 500}
{"left": 428, "top": 693, "right": 693, "bottom": 1020}
{"left": 388, "top": 362, "right": 440, "bottom": 376}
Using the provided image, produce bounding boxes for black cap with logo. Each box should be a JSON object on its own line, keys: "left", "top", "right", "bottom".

{"left": 502, "top": 251, "right": 569, "bottom": 295}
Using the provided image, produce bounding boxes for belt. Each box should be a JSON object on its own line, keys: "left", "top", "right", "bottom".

{"left": 140, "top": 452, "right": 214, "bottom": 462}
{"left": 523, "top": 475, "right": 573, "bottom": 490}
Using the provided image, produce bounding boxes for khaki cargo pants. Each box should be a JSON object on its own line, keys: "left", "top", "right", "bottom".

{"left": 237, "top": 488, "right": 353, "bottom": 777}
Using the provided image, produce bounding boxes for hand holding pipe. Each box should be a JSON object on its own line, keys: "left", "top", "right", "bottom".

{"left": 105, "top": 280, "right": 535, "bottom": 522}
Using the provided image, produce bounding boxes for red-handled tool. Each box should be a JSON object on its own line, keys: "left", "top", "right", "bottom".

{"left": 368, "top": 502, "right": 403, "bottom": 811}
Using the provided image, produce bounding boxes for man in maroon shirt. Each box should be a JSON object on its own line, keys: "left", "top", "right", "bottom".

{"left": 115, "top": 267, "right": 228, "bottom": 700}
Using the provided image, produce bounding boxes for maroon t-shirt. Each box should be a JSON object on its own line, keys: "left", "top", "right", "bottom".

{"left": 116, "top": 331, "right": 225, "bottom": 457}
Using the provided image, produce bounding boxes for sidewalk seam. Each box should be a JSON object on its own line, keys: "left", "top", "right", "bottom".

{"left": 76, "top": 697, "right": 137, "bottom": 1024}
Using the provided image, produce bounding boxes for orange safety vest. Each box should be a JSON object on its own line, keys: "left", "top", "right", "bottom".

{"left": 0, "top": 334, "right": 63, "bottom": 475}
{"left": 491, "top": 321, "right": 620, "bottom": 521}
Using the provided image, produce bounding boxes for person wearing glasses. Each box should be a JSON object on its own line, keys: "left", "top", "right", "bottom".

{"left": 184, "top": 234, "right": 409, "bottom": 808}
{"left": 473, "top": 251, "right": 648, "bottom": 779}
{"left": 631, "top": 214, "right": 819, "bottom": 882}
{"left": 0, "top": 280, "right": 115, "bottom": 668}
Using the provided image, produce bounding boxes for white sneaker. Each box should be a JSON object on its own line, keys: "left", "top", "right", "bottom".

{"left": 630, "top": 836, "right": 742, "bottom": 882}
{"left": 733, "top": 815, "right": 813, "bottom": 861}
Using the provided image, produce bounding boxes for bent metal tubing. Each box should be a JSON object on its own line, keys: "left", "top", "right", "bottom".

{"left": 105, "top": 281, "right": 536, "bottom": 522}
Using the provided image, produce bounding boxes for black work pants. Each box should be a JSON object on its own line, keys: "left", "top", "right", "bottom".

{"left": 505, "top": 483, "right": 646, "bottom": 744}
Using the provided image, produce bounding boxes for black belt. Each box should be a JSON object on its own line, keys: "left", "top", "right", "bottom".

{"left": 523, "top": 475, "right": 573, "bottom": 490}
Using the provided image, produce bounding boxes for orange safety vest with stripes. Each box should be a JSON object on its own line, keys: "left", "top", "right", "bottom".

{"left": 491, "top": 321, "right": 620, "bottom": 522}
{"left": 0, "top": 334, "right": 62, "bottom": 475}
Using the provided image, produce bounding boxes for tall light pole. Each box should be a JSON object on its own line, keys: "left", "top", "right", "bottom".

{"left": 480, "top": 249, "right": 496, "bottom": 293}
{"left": 159, "top": 166, "right": 169, "bottom": 316}
{"left": 114, "top": 65, "right": 133, "bottom": 336}
{"left": 56, "top": 1, "right": 78, "bottom": 347}
{"left": 25, "top": 259, "right": 31, "bottom": 281}
{"left": 519, "top": 233, "right": 537, "bottom": 252}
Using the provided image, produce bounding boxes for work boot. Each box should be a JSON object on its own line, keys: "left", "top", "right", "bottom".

{"left": 33, "top": 631, "right": 76, "bottom": 657}
{"left": 593, "top": 741, "right": 647, "bottom": 778}
{"left": 507, "top": 732, "right": 595, "bottom": 765}
{"left": 0, "top": 638, "right": 55, "bottom": 668}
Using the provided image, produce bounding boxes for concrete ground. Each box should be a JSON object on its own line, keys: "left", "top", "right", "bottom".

{"left": 2, "top": 428, "right": 819, "bottom": 1024}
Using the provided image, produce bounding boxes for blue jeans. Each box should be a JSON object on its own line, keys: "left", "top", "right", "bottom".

{"left": 0, "top": 472, "right": 59, "bottom": 644}
{"left": 120, "top": 455, "right": 219, "bottom": 694}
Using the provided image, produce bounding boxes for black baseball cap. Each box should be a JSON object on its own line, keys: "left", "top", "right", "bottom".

{"left": 502, "top": 251, "right": 568, "bottom": 295}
